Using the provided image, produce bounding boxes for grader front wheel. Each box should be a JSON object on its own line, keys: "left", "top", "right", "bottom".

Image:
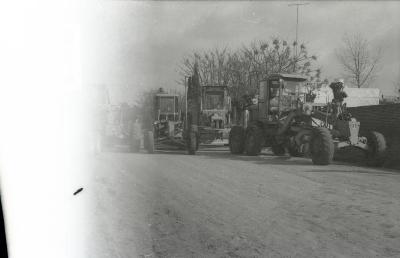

{"left": 245, "top": 126, "right": 263, "bottom": 156}
{"left": 187, "top": 132, "right": 197, "bottom": 155}
{"left": 310, "top": 127, "right": 334, "bottom": 165}
{"left": 366, "top": 131, "right": 386, "bottom": 167}
{"left": 229, "top": 126, "right": 245, "bottom": 154}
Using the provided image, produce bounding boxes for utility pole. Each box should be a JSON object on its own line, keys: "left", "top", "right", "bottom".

{"left": 288, "top": 2, "right": 309, "bottom": 72}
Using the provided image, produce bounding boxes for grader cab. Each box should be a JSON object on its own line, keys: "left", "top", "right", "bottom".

{"left": 229, "top": 73, "right": 387, "bottom": 166}
{"left": 143, "top": 65, "right": 201, "bottom": 155}
{"left": 152, "top": 92, "right": 181, "bottom": 139}
{"left": 198, "top": 85, "right": 231, "bottom": 143}
{"left": 143, "top": 89, "right": 189, "bottom": 154}
{"left": 201, "top": 85, "right": 230, "bottom": 128}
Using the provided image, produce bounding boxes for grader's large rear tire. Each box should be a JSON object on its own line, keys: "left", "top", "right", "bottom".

{"left": 229, "top": 126, "right": 245, "bottom": 154}
{"left": 187, "top": 132, "right": 197, "bottom": 155}
{"left": 145, "top": 131, "right": 154, "bottom": 154}
{"left": 366, "top": 131, "right": 386, "bottom": 167}
{"left": 245, "top": 125, "right": 263, "bottom": 156}
{"left": 310, "top": 127, "right": 334, "bottom": 165}
{"left": 196, "top": 133, "right": 200, "bottom": 151}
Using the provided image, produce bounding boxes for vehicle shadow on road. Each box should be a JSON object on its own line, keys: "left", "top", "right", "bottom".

{"left": 199, "top": 149, "right": 314, "bottom": 166}
{"left": 198, "top": 148, "right": 400, "bottom": 175}
{"left": 105, "top": 145, "right": 400, "bottom": 174}
{"left": 100, "top": 145, "right": 186, "bottom": 154}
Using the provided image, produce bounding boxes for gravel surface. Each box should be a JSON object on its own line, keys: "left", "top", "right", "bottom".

{"left": 83, "top": 147, "right": 400, "bottom": 258}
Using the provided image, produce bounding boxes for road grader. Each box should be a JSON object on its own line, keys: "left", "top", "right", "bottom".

{"left": 98, "top": 103, "right": 142, "bottom": 152}
{"left": 143, "top": 64, "right": 231, "bottom": 154}
{"left": 142, "top": 89, "right": 191, "bottom": 153}
{"left": 229, "top": 73, "right": 387, "bottom": 166}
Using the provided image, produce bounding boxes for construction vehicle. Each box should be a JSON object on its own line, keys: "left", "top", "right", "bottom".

{"left": 143, "top": 69, "right": 200, "bottom": 154}
{"left": 198, "top": 85, "right": 231, "bottom": 144}
{"left": 185, "top": 65, "right": 232, "bottom": 148}
{"left": 143, "top": 64, "right": 232, "bottom": 154}
{"left": 229, "top": 73, "right": 387, "bottom": 166}
{"left": 99, "top": 103, "right": 142, "bottom": 152}
{"left": 143, "top": 89, "right": 188, "bottom": 153}
{"left": 89, "top": 83, "right": 142, "bottom": 153}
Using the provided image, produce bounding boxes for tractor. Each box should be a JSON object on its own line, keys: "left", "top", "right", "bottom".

{"left": 229, "top": 73, "right": 387, "bottom": 166}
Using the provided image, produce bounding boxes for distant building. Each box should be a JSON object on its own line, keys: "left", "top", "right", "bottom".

{"left": 381, "top": 95, "right": 400, "bottom": 104}
{"left": 314, "top": 85, "right": 381, "bottom": 107}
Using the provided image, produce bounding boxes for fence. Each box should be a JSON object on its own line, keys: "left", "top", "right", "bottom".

{"left": 347, "top": 103, "right": 400, "bottom": 137}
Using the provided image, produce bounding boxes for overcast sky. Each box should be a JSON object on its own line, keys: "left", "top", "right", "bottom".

{"left": 82, "top": 1, "right": 400, "bottom": 104}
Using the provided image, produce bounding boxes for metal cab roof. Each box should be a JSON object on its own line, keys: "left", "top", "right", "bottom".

{"left": 265, "top": 73, "right": 308, "bottom": 82}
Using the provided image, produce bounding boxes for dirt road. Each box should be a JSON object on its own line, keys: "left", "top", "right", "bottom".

{"left": 80, "top": 147, "right": 400, "bottom": 258}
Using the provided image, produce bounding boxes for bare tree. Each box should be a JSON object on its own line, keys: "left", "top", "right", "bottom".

{"left": 178, "top": 47, "right": 233, "bottom": 87}
{"left": 336, "top": 33, "right": 382, "bottom": 88}
{"left": 178, "top": 38, "right": 320, "bottom": 103}
{"left": 178, "top": 40, "right": 322, "bottom": 125}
